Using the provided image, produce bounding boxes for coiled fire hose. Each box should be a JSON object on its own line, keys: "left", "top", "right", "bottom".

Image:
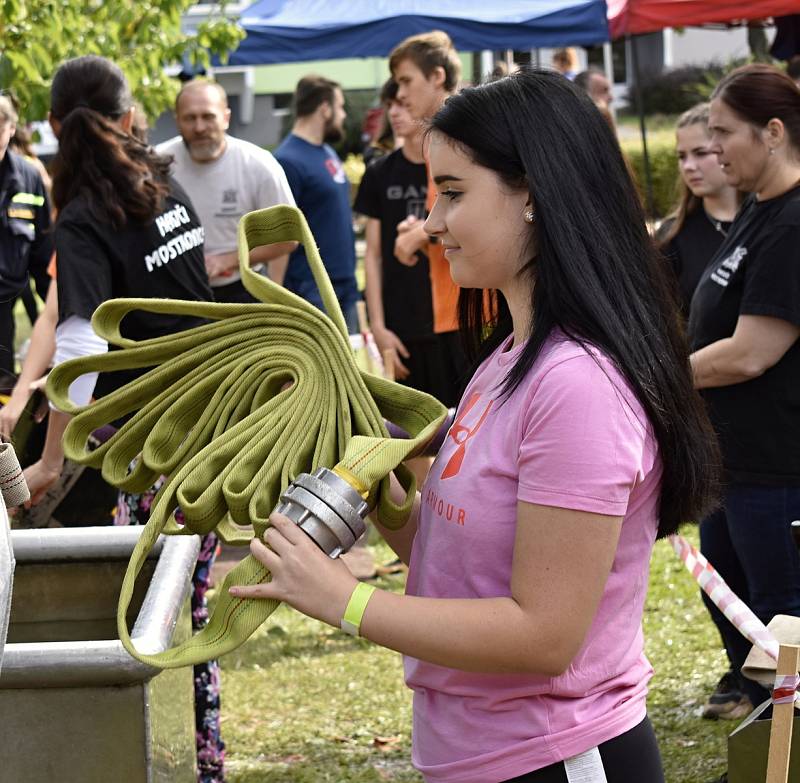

{"left": 46, "top": 205, "right": 448, "bottom": 668}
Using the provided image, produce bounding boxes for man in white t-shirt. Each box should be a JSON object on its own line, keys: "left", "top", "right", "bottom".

{"left": 158, "top": 80, "right": 297, "bottom": 303}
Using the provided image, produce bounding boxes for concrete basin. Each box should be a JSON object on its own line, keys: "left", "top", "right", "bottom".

{"left": 0, "top": 526, "right": 200, "bottom": 782}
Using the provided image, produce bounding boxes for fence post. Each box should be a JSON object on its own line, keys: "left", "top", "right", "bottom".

{"left": 766, "top": 643, "right": 800, "bottom": 783}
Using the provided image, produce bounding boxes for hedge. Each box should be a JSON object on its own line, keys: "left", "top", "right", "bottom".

{"left": 621, "top": 129, "right": 680, "bottom": 218}
{"left": 624, "top": 65, "right": 721, "bottom": 115}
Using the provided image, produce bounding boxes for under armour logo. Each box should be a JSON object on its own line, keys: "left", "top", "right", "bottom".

{"left": 440, "top": 392, "right": 493, "bottom": 480}
{"left": 325, "top": 157, "right": 347, "bottom": 184}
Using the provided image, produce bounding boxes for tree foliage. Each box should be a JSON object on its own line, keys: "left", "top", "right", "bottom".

{"left": 0, "top": 0, "right": 245, "bottom": 121}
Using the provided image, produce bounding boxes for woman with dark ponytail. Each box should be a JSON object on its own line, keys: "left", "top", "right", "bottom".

{"left": 49, "top": 66, "right": 172, "bottom": 230}
{"left": 23, "top": 55, "right": 223, "bottom": 782}
{"left": 30, "top": 54, "right": 212, "bottom": 432}
{"left": 689, "top": 63, "right": 800, "bottom": 722}
{"left": 231, "top": 68, "right": 719, "bottom": 782}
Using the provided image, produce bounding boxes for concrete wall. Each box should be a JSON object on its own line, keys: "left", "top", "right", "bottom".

{"left": 667, "top": 25, "right": 773, "bottom": 68}
{"left": 149, "top": 93, "right": 284, "bottom": 150}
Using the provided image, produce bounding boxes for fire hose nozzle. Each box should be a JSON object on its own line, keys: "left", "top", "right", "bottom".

{"left": 274, "top": 467, "right": 370, "bottom": 558}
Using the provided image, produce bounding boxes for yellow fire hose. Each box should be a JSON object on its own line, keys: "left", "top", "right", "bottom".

{"left": 46, "top": 206, "right": 447, "bottom": 667}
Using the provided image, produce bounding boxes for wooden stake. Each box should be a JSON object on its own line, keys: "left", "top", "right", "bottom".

{"left": 356, "top": 301, "right": 369, "bottom": 334}
{"left": 382, "top": 349, "right": 397, "bottom": 382}
{"left": 354, "top": 302, "right": 379, "bottom": 374}
{"left": 766, "top": 643, "right": 800, "bottom": 783}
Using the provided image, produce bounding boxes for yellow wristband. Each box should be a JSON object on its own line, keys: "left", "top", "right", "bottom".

{"left": 340, "top": 582, "right": 377, "bottom": 636}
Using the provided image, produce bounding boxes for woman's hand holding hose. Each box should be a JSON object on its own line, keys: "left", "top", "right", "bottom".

{"left": 229, "top": 512, "right": 358, "bottom": 629}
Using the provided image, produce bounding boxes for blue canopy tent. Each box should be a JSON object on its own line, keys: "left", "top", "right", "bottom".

{"left": 228, "top": 0, "right": 609, "bottom": 65}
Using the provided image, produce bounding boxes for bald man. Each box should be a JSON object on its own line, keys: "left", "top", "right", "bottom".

{"left": 158, "top": 80, "right": 297, "bottom": 303}
{"left": 575, "top": 68, "right": 614, "bottom": 110}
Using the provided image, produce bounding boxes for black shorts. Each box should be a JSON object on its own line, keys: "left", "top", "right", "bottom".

{"left": 211, "top": 277, "right": 259, "bottom": 304}
{"left": 502, "top": 718, "right": 664, "bottom": 783}
{"left": 399, "top": 330, "right": 469, "bottom": 408}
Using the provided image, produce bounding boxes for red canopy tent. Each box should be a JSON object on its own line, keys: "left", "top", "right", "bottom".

{"left": 608, "top": 0, "right": 800, "bottom": 38}
{"left": 607, "top": 0, "right": 799, "bottom": 215}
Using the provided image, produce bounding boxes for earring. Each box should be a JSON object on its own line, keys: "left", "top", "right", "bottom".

{"left": 524, "top": 210, "right": 535, "bottom": 223}
{"left": 770, "top": 148, "right": 776, "bottom": 156}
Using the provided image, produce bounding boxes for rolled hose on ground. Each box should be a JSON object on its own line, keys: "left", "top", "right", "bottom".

{"left": 46, "top": 205, "right": 448, "bottom": 668}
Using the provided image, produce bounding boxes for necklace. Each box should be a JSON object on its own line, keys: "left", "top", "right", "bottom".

{"left": 703, "top": 209, "right": 729, "bottom": 238}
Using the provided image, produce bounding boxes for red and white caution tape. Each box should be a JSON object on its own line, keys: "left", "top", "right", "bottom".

{"left": 669, "top": 534, "right": 780, "bottom": 662}
{"left": 772, "top": 674, "right": 800, "bottom": 705}
{"left": 363, "top": 330, "right": 383, "bottom": 371}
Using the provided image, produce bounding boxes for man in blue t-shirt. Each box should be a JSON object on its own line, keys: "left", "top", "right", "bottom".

{"left": 275, "top": 76, "right": 360, "bottom": 332}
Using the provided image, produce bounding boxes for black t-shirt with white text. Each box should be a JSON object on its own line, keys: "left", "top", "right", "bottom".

{"left": 353, "top": 149, "right": 433, "bottom": 340}
{"left": 56, "top": 178, "right": 213, "bottom": 398}
{"left": 688, "top": 185, "right": 800, "bottom": 485}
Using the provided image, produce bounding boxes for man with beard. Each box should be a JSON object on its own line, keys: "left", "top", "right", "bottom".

{"left": 158, "top": 80, "right": 297, "bottom": 303}
{"left": 275, "top": 76, "right": 360, "bottom": 331}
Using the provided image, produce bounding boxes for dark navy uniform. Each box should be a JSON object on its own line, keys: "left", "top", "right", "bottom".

{"left": 0, "top": 150, "right": 52, "bottom": 372}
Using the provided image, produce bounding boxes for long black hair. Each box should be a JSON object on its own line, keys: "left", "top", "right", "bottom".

{"left": 50, "top": 55, "right": 171, "bottom": 229}
{"left": 430, "top": 67, "right": 719, "bottom": 537}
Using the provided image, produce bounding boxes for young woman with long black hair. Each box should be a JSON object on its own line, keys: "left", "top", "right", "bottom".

{"left": 22, "top": 55, "right": 225, "bottom": 783}
{"left": 232, "top": 68, "right": 719, "bottom": 782}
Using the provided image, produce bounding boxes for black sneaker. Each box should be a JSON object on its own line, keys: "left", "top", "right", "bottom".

{"left": 702, "top": 670, "right": 754, "bottom": 720}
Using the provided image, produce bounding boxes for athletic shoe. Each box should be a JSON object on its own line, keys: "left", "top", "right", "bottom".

{"left": 702, "top": 670, "right": 754, "bottom": 720}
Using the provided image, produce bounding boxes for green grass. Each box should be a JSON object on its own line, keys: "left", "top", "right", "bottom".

{"left": 220, "top": 541, "right": 419, "bottom": 783}
{"left": 645, "top": 533, "right": 731, "bottom": 783}
{"left": 618, "top": 113, "right": 682, "bottom": 134}
{"left": 219, "top": 534, "right": 735, "bottom": 783}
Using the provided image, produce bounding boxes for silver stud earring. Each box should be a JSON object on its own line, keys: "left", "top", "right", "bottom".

{"left": 524, "top": 210, "right": 535, "bottom": 223}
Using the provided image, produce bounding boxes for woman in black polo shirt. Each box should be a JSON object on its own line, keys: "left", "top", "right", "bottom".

{"left": 22, "top": 55, "right": 225, "bottom": 783}
{"left": 689, "top": 64, "right": 800, "bottom": 711}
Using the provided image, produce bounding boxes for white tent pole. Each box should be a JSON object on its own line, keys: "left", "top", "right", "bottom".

{"left": 663, "top": 28, "right": 674, "bottom": 67}
{"left": 480, "top": 50, "right": 493, "bottom": 82}
{"left": 602, "top": 41, "right": 613, "bottom": 85}
{"left": 602, "top": 41, "right": 617, "bottom": 122}
{"left": 240, "top": 66, "right": 255, "bottom": 125}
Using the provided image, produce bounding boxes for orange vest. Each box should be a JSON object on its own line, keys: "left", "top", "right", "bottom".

{"left": 425, "top": 158, "right": 460, "bottom": 334}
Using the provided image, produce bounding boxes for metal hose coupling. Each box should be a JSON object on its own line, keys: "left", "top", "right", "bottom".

{"left": 274, "top": 467, "right": 371, "bottom": 558}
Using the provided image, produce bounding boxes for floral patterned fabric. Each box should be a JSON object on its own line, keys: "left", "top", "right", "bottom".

{"left": 116, "top": 483, "right": 225, "bottom": 783}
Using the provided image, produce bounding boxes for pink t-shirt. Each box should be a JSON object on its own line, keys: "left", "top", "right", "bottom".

{"left": 404, "top": 331, "right": 662, "bottom": 783}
